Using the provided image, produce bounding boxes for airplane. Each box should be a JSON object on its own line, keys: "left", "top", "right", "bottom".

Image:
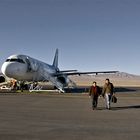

{"left": 1, "top": 49, "right": 118, "bottom": 92}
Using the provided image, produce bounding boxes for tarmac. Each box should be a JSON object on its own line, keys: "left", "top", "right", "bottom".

{"left": 0, "top": 90, "right": 140, "bottom": 140}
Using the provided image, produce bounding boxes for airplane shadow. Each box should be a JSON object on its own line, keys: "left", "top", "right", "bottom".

{"left": 115, "top": 87, "right": 137, "bottom": 93}
{"left": 65, "top": 87, "right": 89, "bottom": 93}
{"left": 64, "top": 87, "right": 138, "bottom": 93}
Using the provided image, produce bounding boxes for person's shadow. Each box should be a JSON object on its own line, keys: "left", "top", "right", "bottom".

{"left": 95, "top": 105, "right": 140, "bottom": 111}
{"left": 111, "top": 105, "right": 140, "bottom": 110}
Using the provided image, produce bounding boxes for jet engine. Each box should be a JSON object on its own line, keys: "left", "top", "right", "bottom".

{"left": 57, "top": 75, "right": 68, "bottom": 87}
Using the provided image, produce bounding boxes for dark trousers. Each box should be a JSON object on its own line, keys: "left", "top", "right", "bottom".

{"left": 92, "top": 96, "right": 98, "bottom": 108}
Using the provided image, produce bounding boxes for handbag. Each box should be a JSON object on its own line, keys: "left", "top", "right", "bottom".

{"left": 111, "top": 95, "right": 117, "bottom": 103}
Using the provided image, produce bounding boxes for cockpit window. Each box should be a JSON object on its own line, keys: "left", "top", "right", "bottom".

{"left": 6, "top": 58, "right": 25, "bottom": 64}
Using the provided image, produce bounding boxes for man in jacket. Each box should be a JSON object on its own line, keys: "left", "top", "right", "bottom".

{"left": 102, "top": 79, "right": 114, "bottom": 110}
{"left": 89, "top": 81, "right": 101, "bottom": 110}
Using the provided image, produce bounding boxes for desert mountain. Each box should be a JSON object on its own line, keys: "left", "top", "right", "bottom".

{"left": 70, "top": 72, "right": 140, "bottom": 87}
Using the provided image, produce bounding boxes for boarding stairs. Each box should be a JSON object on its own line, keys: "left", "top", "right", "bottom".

{"left": 29, "top": 83, "right": 42, "bottom": 92}
{"left": 39, "top": 68, "right": 65, "bottom": 93}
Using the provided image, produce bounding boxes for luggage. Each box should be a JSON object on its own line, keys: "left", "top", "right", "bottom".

{"left": 111, "top": 95, "right": 117, "bottom": 103}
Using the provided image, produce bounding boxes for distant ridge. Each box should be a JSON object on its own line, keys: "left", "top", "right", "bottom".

{"left": 70, "top": 72, "right": 140, "bottom": 87}
{"left": 90, "top": 72, "right": 140, "bottom": 78}
{"left": 71, "top": 72, "right": 140, "bottom": 79}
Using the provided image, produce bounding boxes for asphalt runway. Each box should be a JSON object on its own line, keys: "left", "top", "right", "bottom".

{"left": 0, "top": 92, "right": 140, "bottom": 140}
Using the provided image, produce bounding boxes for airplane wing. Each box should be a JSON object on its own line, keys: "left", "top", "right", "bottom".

{"left": 53, "top": 71, "right": 118, "bottom": 76}
{"left": 59, "top": 70, "right": 77, "bottom": 73}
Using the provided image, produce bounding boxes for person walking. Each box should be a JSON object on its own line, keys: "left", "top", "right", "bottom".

{"left": 89, "top": 81, "right": 101, "bottom": 110}
{"left": 102, "top": 79, "right": 115, "bottom": 110}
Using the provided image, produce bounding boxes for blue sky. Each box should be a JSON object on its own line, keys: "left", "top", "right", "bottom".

{"left": 0, "top": 0, "right": 140, "bottom": 75}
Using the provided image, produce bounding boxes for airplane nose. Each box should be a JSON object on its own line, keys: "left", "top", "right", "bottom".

{"left": 1, "top": 62, "right": 26, "bottom": 78}
{"left": 1, "top": 63, "right": 8, "bottom": 76}
{"left": 1, "top": 62, "right": 15, "bottom": 77}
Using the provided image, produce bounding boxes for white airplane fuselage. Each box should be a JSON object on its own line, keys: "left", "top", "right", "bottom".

{"left": 1, "top": 55, "right": 57, "bottom": 82}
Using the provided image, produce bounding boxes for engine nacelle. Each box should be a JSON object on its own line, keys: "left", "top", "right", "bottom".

{"left": 0, "top": 75, "right": 5, "bottom": 83}
{"left": 57, "top": 75, "right": 68, "bottom": 87}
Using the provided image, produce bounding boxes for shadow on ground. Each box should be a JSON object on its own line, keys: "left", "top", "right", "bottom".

{"left": 111, "top": 105, "right": 140, "bottom": 110}
{"left": 64, "top": 87, "right": 139, "bottom": 93}
{"left": 115, "top": 87, "right": 137, "bottom": 93}
{"left": 92, "top": 105, "right": 140, "bottom": 111}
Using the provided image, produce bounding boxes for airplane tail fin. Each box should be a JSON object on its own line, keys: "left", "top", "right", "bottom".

{"left": 53, "top": 49, "right": 58, "bottom": 68}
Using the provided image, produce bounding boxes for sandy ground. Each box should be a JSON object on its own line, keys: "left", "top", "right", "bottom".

{"left": 0, "top": 90, "right": 140, "bottom": 140}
